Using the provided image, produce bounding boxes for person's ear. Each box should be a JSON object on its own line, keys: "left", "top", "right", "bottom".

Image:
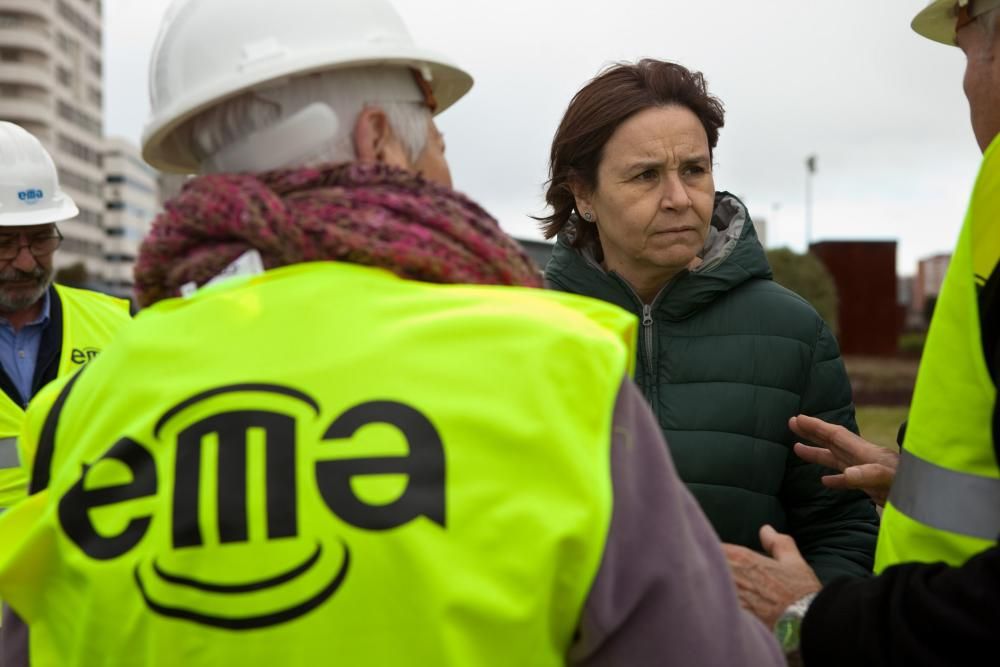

{"left": 569, "top": 177, "right": 596, "bottom": 222}
{"left": 353, "top": 107, "right": 409, "bottom": 168}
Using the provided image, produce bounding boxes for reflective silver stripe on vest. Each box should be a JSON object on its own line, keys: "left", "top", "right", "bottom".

{"left": 0, "top": 436, "right": 19, "bottom": 469}
{"left": 890, "top": 448, "right": 1000, "bottom": 541}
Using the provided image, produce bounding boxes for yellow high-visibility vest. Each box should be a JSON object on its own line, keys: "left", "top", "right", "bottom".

{"left": 875, "top": 136, "right": 1000, "bottom": 571}
{"left": 0, "top": 284, "right": 130, "bottom": 510}
{"left": 0, "top": 261, "right": 637, "bottom": 667}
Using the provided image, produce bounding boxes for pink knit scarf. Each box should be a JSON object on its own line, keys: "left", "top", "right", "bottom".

{"left": 134, "top": 162, "right": 541, "bottom": 307}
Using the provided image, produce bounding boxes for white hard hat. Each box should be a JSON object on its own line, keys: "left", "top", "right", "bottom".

{"left": 0, "top": 122, "right": 78, "bottom": 227}
{"left": 142, "top": 0, "right": 474, "bottom": 173}
{"left": 913, "top": 0, "right": 1000, "bottom": 45}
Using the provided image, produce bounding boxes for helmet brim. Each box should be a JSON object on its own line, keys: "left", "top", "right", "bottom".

{"left": 912, "top": 1, "right": 960, "bottom": 45}
{"left": 0, "top": 197, "right": 78, "bottom": 227}
{"left": 142, "top": 49, "right": 474, "bottom": 174}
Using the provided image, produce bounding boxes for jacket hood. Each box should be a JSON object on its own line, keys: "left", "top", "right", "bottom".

{"left": 545, "top": 191, "right": 772, "bottom": 321}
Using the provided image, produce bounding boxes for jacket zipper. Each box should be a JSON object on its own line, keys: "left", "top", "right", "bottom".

{"left": 641, "top": 304, "right": 654, "bottom": 385}
{"left": 609, "top": 274, "right": 677, "bottom": 403}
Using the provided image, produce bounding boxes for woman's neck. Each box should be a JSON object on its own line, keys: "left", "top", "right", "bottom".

{"left": 604, "top": 256, "right": 702, "bottom": 305}
{"left": 610, "top": 265, "right": 679, "bottom": 304}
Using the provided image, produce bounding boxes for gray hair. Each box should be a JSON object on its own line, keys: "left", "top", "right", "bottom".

{"left": 189, "top": 66, "right": 432, "bottom": 173}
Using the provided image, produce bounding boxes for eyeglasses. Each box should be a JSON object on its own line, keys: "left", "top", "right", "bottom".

{"left": 956, "top": 2, "right": 976, "bottom": 31}
{"left": 0, "top": 227, "right": 63, "bottom": 260}
{"left": 954, "top": 0, "right": 1000, "bottom": 32}
{"left": 410, "top": 68, "right": 438, "bottom": 112}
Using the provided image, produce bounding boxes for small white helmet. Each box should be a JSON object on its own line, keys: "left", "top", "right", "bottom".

{"left": 142, "top": 0, "right": 474, "bottom": 173}
{"left": 912, "top": 0, "right": 1000, "bottom": 45}
{"left": 0, "top": 122, "right": 78, "bottom": 227}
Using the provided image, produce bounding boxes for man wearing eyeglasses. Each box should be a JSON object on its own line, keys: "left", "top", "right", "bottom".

{"left": 0, "top": 122, "right": 131, "bottom": 513}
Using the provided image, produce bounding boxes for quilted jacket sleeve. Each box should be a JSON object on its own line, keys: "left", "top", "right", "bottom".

{"left": 780, "top": 320, "right": 881, "bottom": 584}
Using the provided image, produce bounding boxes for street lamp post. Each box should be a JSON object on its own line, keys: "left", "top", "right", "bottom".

{"left": 805, "top": 154, "right": 817, "bottom": 250}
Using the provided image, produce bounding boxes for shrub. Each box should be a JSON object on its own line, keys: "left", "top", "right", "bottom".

{"left": 898, "top": 331, "right": 926, "bottom": 357}
{"left": 766, "top": 247, "right": 839, "bottom": 333}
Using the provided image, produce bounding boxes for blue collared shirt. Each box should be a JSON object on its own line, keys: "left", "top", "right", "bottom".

{"left": 0, "top": 290, "right": 51, "bottom": 405}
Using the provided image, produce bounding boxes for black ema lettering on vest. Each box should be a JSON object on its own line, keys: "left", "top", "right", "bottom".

{"left": 70, "top": 347, "right": 100, "bottom": 365}
{"left": 56, "top": 383, "right": 447, "bottom": 630}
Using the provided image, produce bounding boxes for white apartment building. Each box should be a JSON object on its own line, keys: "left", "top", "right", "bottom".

{"left": 0, "top": 0, "right": 107, "bottom": 278}
{"left": 103, "top": 137, "right": 158, "bottom": 298}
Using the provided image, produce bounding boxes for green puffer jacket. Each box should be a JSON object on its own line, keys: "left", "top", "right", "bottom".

{"left": 545, "top": 192, "right": 879, "bottom": 583}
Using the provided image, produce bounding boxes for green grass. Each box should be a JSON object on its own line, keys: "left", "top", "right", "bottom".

{"left": 843, "top": 356, "right": 919, "bottom": 405}
{"left": 898, "top": 332, "right": 927, "bottom": 355}
{"left": 855, "top": 405, "right": 907, "bottom": 450}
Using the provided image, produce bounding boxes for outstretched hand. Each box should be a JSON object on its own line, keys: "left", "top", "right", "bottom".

{"left": 790, "top": 414, "right": 899, "bottom": 506}
{"left": 723, "top": 525, "right": 822, "bottom": 628}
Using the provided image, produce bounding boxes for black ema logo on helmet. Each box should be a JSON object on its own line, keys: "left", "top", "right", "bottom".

{"left": 55, "top": 383, "right": 446, "bottom": 630}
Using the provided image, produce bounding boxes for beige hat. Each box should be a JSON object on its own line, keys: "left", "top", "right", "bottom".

{"left": 912, "top": 0, "right": 1000, "bottom": 45}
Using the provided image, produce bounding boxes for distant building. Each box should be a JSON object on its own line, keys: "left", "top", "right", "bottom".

{"left": 751, "top": 216, "right": 768, "bottom": 247}
{"left": 0, "top": 0, "right": 107, "bottom": 277}
{"left": 810, "top": 240, "right": 902, "bottom": 356}
{"left": 897, "top": 275, "right": 924, "bottom": 331}
{"left": 912, "top": 253, "right": 951, "bottom": 326}
{"left": 897, "top": 275, "right": 913, "bottom": 306}
{"left": 103, "top": 138, "right": 159, "bottom": 297}
{"left": 158, "top": 172, "right": 189, "bottom": 206}
{"left": 516, "top": 238, "right": 554, "bottom": 273}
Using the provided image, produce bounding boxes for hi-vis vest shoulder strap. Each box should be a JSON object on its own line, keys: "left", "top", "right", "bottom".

{"left": 0, "top": 262, "right": 637, "bottom": 667}
{"left": 52, "top": 284, "right": 132, "bottom": 373}
{"left": 875, "top": 137, "right": 1000, "bottom": 572}
{"left": 0, "top": 285, "right": 129, "bottom": 511}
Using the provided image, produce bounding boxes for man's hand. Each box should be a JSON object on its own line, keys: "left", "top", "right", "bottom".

{"left": 790, "top": 414, "right": 899, "bottom": 506}
{"left": 723, "top": 526, "right": 822, "bottom": 628}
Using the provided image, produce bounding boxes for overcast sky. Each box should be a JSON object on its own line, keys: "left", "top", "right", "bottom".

{"left": 104, "top": 0, "right": 981, "bottom": 275}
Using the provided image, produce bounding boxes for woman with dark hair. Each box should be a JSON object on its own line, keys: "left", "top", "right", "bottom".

{"left": 542, "top": 59, "right": 879, "bottom": 583}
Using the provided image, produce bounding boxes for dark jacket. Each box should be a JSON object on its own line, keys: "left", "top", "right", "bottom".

{"left": 545, "top": 192, "right": 879, "bottom": 582}
{"left": 0, "top": 285, "right": 71, "bottom": 409}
